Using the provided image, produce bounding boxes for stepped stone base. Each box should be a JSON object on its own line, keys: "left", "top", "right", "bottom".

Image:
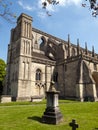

{"left": 42, "top": 107, "right": 63, "bottom": 124}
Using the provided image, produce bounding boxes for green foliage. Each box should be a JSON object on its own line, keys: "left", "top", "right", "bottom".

{"left": 0, "top": 58, "right": 6, "bottom": 83}
{"left": 0, "top": 58, "right": 6, "bottom": 94}
{"left": 0, "top": 101, "right": 98, "bottom": 130}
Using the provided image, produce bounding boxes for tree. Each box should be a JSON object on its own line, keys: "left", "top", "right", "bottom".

{"left": 42, "top": 0, "right": 98, "bottom": 17}
{"left": 0, "top": 59, "right": 6, "bottom": 95}
{"left": 83, "top": 0, "right": 98, "bottom": 17}
{"left": 0, "top": 0, "right": 16, "bottom": 23}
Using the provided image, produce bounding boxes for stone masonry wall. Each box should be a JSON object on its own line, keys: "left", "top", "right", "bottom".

{"left": 64, "top": 60, "right": 79, "bottom": 98}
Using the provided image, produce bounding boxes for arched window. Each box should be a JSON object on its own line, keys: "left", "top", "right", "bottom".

{"left": 39, "top": 36, "right": 46, "bottom": 51}
{"left": 36, "top": 69, "right": 42, "bottom": 81}
{"left": 38, "top": 36, "right": 46, "bottom": 45}
{"left": 53, "top": 72, "right": 58, "bottom": 82}
{"left": 65, "top": 45, "right": 68, "bottom": 58}
{"left": 94, "top": 63, "right": 97, "bottom": 71}
{"left": 38, "top": 38, "right": 44, "bottom": 45}
{"left": 71, "top": 48, "right": 76, "bottom": 56}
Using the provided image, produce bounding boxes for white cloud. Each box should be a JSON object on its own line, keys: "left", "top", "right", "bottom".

{"left": 17, "top": 0, "right": 35, "bottom": 11}
{"left": 59, "top": 0, "right": 81, "bottom": 6}
{"left": 38, "top": 0, "right": 81, "bottom": 13}
{"left": 38, "top": 0, "right": 55, "bottom": 12}
{"left": 37, "top": 11, "right": 47, "bottom": 19}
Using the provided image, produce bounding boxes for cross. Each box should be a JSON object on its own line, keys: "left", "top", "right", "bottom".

{"left": 69, "top": 119, "right": 79, "bottom": 130}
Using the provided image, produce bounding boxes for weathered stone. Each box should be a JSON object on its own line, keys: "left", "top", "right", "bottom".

{"left": 42, "top": 91, "right": 63, "bottom": 124}
{"left": 0, "top": 95, "right": 11, "bottom": 103}
{"left": 31, "top": 96, "right": 43, "bottom": 102}
{"left": 3, "top": 13, "right": 98, "bottom": 101}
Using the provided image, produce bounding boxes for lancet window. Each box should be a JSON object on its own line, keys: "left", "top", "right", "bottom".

{"left": 71, "top": 48, "right": 76, "bottom": 57}
{"left": 36, "top": 69, "right": 42, "bottom": 81}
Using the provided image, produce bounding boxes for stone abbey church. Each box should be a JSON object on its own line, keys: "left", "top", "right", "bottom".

{"left": 4, "top": 13, "right": 98, "bottom": 101}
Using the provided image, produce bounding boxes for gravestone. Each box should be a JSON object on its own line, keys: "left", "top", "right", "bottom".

{"left": 42, "top": 81, "right": 63, "bottom": 124}
{"left": 69, "top": 119, "right": 79, "bottom": 130}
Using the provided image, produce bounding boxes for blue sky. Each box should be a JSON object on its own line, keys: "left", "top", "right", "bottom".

{"left": 1, "top": 0, "right": 98, "bottom": 62}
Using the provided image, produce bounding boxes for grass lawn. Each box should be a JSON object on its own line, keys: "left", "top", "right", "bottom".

{"left": 0, "top": 100, "right": 98, "bottom": 130}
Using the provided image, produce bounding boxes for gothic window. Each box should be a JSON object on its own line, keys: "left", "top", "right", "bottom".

{"left": 23, "top": 62, "right": 25, "bottom": 79}
{"left": 27, "top": 41, "right": 30, "bottom": 55}
{"left": 71, "top": 48, "right": 76, "bottom": 56}
{"left": 23, "top": 40, "right": 25, "bottom": 54}
{"left": 36, "top": 69, "right": 42, "bottom": 81}
{"left": 38, "top": 38, "right": 44, "bottom": 45}
{"left": 38, "top": 36, "right": 46, "bottom": 45}
{"left": 39, "top": 36, "right": 46, "bottom": 51}
{"left": 26, "top": 41, "right": 28, "bottom": 54}
{"left": 53, "top": 72, "right": 58, "bottom": 82}
{"left": 65, "top": 45, "right": 68, "bottom": 58}
{"left": 94, "top": 63, "right": 97, "bottom": 71}
{"left": 31, "top": 36, "right": 34, "bottom": 54}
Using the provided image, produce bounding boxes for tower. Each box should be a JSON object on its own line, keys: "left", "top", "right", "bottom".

{"left": 17, "top": 13, "right": 32, "bottom": 101}
{"left": 5, "top": 13, "right": 33, "bottom": 101}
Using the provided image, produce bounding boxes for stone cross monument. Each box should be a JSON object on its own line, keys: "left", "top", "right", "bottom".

{"left": 69, "top": 119, "right": 79, "bottom": 130}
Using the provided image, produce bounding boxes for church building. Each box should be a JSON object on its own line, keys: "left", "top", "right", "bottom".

{"left": 4, "top": 13, "right": 98, "bottom": 101}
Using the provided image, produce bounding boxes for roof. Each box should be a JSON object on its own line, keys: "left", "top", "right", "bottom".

{"left": 32, "top": 52, "right": 55, "bottom": 62}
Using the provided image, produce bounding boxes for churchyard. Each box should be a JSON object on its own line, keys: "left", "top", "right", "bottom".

{"left": 0, "top": 100, "right": 98, "bottom": 130}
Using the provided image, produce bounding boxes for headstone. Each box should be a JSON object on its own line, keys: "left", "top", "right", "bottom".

{"left": 69, "top": 119, "right": 79, "bottom": 130}
{"left": 42, "top": 81, "right": 63, "bottom": 124}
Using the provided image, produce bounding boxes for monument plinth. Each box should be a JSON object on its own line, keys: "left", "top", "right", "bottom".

{"left": 42, "top": 82, "right": 63, "bottom": 124}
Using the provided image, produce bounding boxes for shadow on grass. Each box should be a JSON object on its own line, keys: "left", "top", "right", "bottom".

{"left": 28, "top": 116, "right": 42, "bottom": 123}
